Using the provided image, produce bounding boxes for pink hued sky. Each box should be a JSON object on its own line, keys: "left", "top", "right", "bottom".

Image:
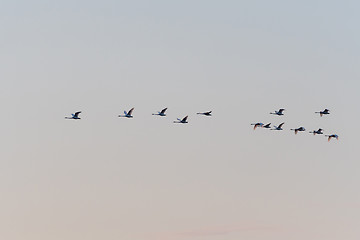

{"left": 0, "top": 1, "right": 359, "bottom": 240}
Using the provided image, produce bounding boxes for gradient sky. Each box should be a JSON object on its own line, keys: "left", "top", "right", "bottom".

{"left": 1, "top": 1, "right": 359, "bottom": 240}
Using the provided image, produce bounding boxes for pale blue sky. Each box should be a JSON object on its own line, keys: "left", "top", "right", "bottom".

{"left": 0, "top": 1, "right": 359, "bottom": 240}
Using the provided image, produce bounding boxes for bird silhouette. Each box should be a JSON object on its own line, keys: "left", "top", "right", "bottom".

{"left": 270, "top": 109, "right": 285, "bottom": 116}
{"left": 65, "top": 111, "right": 81, "bottom": 120}
{"left": 309, "top": 128, "right": 323, "bottom": 135}
{"left": 290, "top": 127, "right": 306, "bottom": 134}
{"left": 197, "top": 111, "right": 212, "bottom": 116}
{"left": 271, "top": 122, "right": 285, "bottom": 130}
{"left": 251, "top": 122, "right": 264, "bottom": 130}
{"left": 119, "top": 108, "right": 134, "bottom": 118}
{"left": 174, "top": 116, "right": 188, "bottom": 124}
{"left": 315, "top": 109, "right": 330, "bottom": 117}
{"left": 325, "top": 134, "right": 339, "bottom": 142}
{"left": 152, "top": 108, "right": 167, "bottom": 116}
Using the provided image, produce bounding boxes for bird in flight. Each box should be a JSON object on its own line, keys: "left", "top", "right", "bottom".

{"left": 271, "top": 122, "right": 285, "bottom": 130}
{"left": 174, "top": 116, "right": 188, "bottom": 124}
{"left": 119, "top": 108, "right": 134, "bottom": 118}
{"left": 197, "top": 111, "right": 212, "bottom": 116}
{"left": 152, "top": 108, "right": 168, "bottom": 116}
{"left": 309, "top": 128, "right": 323, "bottom": 135}
{"left": 251, "top": 122, "right": 264, "bottom": 130}
{"left": 290, "top": 127, "right": 306, "bottom": 134}
{"left": 263, "top": 123, "right": 271, "bottom": 129}
{"left": 315, "top": 109, "right": 330, "bottom": 117}
{"left": 325, "top": 134, "right": 339, "bottom": 142}
{"left": 65, "top": 111, "right": 81, "bottom": 120}
{"left": 270, "top": 109, "right": 285, "bottom": 116}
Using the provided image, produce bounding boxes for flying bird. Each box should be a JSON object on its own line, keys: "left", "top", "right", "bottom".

{"left": 152, "top": 108, "right": 167, "bottom": 116}
{"left": 251, "top": 122, "right": 264, "bottom": 130}
{"left": 315, "top": 109, "right": 330, "bottom": 117}
{"left": 271, "top": 122, "right": 285, "bottom": 130}
{"left": 174, "top": 116, "right": 188, "bottom": 124}
{"left": 290, "top": 127, "right": 306, "bottom": 134}
{"left": 325, "top": 134, "right": 339, "bottom": 142}
{"left": 65, "top": 111, "right": 81, "bottom": 120}
{"left": 119, "top": 108, "right": 134, "bottom": 118}
{"left": 309, "top": 128, "right": 323, "bottom": 135}
{"left": 270, "top": 109, "right": 285, "bottom": 116}
{"left": 197, "top": 111, "right": 212, "bottom": 116}
{"left": 263, "top": 123, "right": 271, "bottom": 129}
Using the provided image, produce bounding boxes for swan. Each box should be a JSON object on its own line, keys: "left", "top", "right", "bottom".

{"left": 174, "top": 116, "right": 188, "bottom": 124}
{"left": 65, "top": 111, "right": 81, "bottom": 120}
{"left": 251, "top": 122, "right": 264, "bottom": 130}
{"left": 152, "top": 108, "right": 167, "bottom": 116}
{"left": 309, "top": 128, "right": 323, "bottom": 135}
{"left": 290, "top": 127, "right": 306, "bottom": 134}
{"left": 270, "top": 109, "right": 285, "bottom": 116}
{"left": 197, "top": 111, "right": 212, "bottom": 116}
{"left": 119, "top": 108, "right": 134, "bottom": 118}
{"left": 271, "top": 122, "right": 285, "bottom": 130}
{"left": 325, "top": 134, "right": 339, "bottom": 142}
{"left": 315, "top": 109, "right": 330, "bottom": 117}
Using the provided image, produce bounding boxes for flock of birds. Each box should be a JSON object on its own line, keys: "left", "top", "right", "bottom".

{"left": 251, "top": 108, "right": 339, "bottom": 142}
{"left": 65, "top": 108, "right": 212, "bottom": 124}
{"left": 65, "top": 108, "right": 339, "bottom": 142}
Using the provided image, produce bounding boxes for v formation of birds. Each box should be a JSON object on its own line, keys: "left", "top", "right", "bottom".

{"left": 251, "top": 108, "right": 339, "bottom": 142}
{"left": 65, "top": 108, "right": 338, "bottom": 142}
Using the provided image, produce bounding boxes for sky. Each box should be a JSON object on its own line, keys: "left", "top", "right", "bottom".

{"left": 0, "top": 1, "right": 359, "bottom": 239}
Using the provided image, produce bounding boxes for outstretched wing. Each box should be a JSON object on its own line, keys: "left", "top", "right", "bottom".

{"left": 182, "top": 116, "right": 188, "bottom": 122}
{"left": 264, "top": 123, "right": 271, "bottom": 128}
{"left": 160, "top": 108, "right": 167, "bottom": 114}
{"left": 206, "top": 111, "right": 212, "bottom": 115}
{"left": 278, "top": 122, "right": 285, "bottom": 128}
{"left": 74, "top": 111, "right": 81, "bottom": 117}
{"left": 128, "top": 108, "right": 134, "bottom": 115}
{"left": 253, "top": 123, "right": 262, "bottom": 130}
{"left": 279, "top": 109, "right": 285, "bottom": 113}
